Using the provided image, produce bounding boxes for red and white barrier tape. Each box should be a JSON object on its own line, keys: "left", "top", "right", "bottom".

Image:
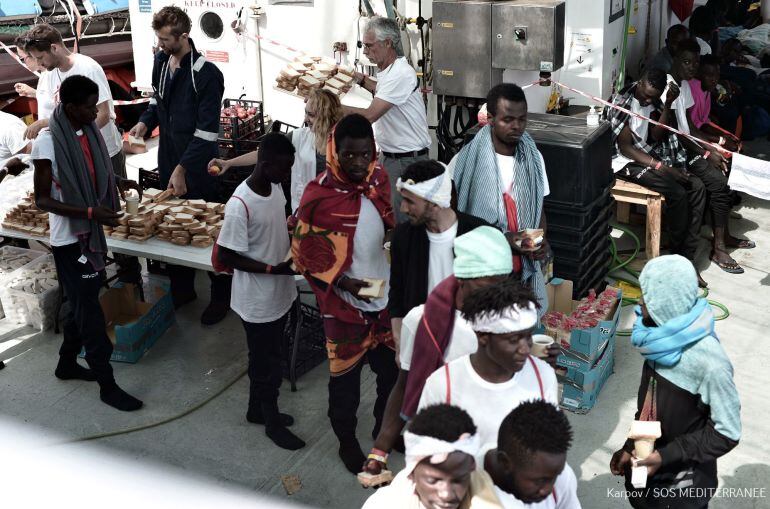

{"left": 0, "top": 40, "right": 41, "bottom": 78}
{"left": 235, "top": 28, "right": 308, "bottom": 57}
{"left": 113, "top": 97, "right": 152, "bottom": 106}
{"left": 547, "top": 78, "right": 732, "bottom": 156}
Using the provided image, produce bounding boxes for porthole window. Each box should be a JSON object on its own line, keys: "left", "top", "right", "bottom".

{"left": 200, "top": 11, "right": 224, "bottom": 41}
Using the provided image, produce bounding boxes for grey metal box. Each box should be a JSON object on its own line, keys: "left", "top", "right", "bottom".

{"left": 432, "top": 1, "right": 502, "bottom": 98}
{"left": 492, "top": 0, "right": 565, "bottom": 71}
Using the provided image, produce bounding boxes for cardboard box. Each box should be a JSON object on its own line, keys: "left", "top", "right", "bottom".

{"left": 85, "top": 283, "right": 174, "bottom": 363}
{"left": 0, "top": 254, "right": 60, "bottom": 330}
{"left": 558, "top": 336, "right": 615, "bottom": 414}
{"left": 545, "top": 278, "right": 622, "bottom": 370}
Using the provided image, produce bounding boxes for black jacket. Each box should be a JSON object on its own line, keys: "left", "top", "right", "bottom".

{"left": 623, "top": 361, "right": 740, "bottom": 509}
{"left": 139, "top": 39, "right": 224, "bottom": 201}
{"left": 388, "top": 212, "right": 489, "bottom": 319}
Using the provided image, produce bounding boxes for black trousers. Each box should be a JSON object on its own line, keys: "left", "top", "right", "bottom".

{"left": 242, "top": 312, "right": 289, "bottom": 410}
{"left": 617, "top": 164, "right": 706, "bottom": 260}
{"left": 51, "top": 243, "right": 114, "bottom": 385}
{"left": 687, "top": 157, "right": 731, "bottom": 228}
{"left": 327, "top": 343, "right": 398, "bottom": 440}
{"left": 167, "top": 264, "right": 232, "bottom": 304}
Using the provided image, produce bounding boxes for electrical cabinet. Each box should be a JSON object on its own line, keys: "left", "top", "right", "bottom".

{"left": 432, "top": 0, "right": 565, "bottom": 98}
{"left": 432, "top": 1, "right": 502, "bottom": 99}
{"left": 492, "top": 0, "right": 565, "bottom": 71}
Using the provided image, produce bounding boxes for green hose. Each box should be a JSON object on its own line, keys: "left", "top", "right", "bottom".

{"left": 607, "top": 224, "right": 730, "bottom": 337}
{"left": 58, "top": 367, "right": 248, "bottom": 444}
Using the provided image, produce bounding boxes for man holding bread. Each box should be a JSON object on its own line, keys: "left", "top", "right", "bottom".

{"left": 450, "top": 83, "right": 551, "bottom": 316}
{"left": 610, "top": 255, "right": 740, "bottom": 508}
{"left": 293, "top": 114, "right": 398, "bottom": 475}
{"left": 129, "top": 6, "right": 231, "bottom": 325}
{"left": 344, "top": 16, "right": 431, "bottom": 221}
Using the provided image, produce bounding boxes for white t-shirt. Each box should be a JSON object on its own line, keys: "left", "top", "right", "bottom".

{"left": 399, "top": 305, "right": 478, "bottom": 370}
{"left": 419, "top": 355, "right": 558, "bottom": 452}
{"left": 37, "top": 54, "right": 122, "bottom": 157}
{"left": 0, "top": 111, "right": 29, "bottom": 166}
{"left": 426, "top": 221, "right": 458, "bottom": 292}
{"left": 696, "top": 37, "right": 712, "bottom": 55}
{"left": 611, "top": 96, "right": 655, "bottom": 173}
{"left": 334, "top": 197, "right": 390, "bottom": 312}
{"left": 663, "top": 75, "right": 694, "bottom": 136}
{"left": 217, "top": 181, "right": 297, "bottom": 323}
{"left": 35, "top": 70, "right": 53, "bottom": 120}
{"left": 493, "top": 464, "right": 581, "bottom": 509}
{"left": 31, "top": 130, "right": 78, "bottom": 246}
{"left": 373, "top": 57, "right": 431, "bottom": 153}
{"left": 289, "top": 126, "right": 317, "bottom": 212}
{"left": 497, "top": 151, "right": 550, "bottom": 197}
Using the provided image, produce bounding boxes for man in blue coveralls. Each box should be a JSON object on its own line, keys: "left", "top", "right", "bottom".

{"left": 130, "top": 6, "right": 232, "bottom": 325}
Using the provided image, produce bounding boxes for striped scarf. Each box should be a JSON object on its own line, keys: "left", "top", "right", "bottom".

{"left": 453, "top": 125, "right": 547, "bottom": 315}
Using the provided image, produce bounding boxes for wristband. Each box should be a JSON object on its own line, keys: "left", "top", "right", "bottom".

{"left": 367, "top": 453, "right": 388, "bottom": 465}
{"left": 702, "top": 151, "right": 711, "bottom": 160}
{"left": 87, "top": 207, "right": 93, "bottom": 220}
{"left": 265, "top": 264, "right": 272, "bottom": 274}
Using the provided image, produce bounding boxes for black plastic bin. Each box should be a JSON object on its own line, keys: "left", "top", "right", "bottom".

{"left": 552, "top": 230, "right": 612, "bottom": 276}
{"left": 528, "top": 113, "right": 613, "bottom": 208}
{"left": 547, "top": 199, "right": 614, "bottom": 247}
{"left": 545, "top": 187, "right": 614, "bottom": 231}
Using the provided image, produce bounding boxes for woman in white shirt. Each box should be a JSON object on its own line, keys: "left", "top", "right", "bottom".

{"left": 13, "top": 46, "right": 45, "bottom": 102}
{"left": 209, "top": 89, "right": 343, "bottom": 212}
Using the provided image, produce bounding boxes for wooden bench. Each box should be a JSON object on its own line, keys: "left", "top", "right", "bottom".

{"left": 611, "top": 180, "right": 664, "bottom": 259}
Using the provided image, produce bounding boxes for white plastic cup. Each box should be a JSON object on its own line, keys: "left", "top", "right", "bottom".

{"left": 125, "top": 195, "right": 139, "bottom": 215}
{"left": 531, "top": 334, "right": 555, "bottom": 358}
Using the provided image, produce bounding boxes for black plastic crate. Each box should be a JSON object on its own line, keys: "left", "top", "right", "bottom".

{"left": 545, "top": 187, "right": 614, "bottom": 231}
{"left": 552, "top": 231, "right": 612, "bottom": 276}
{"left": 527, "top": 113, "right": 614, "bottom": 208}
{"left": 547, "top": 199, "right": 613, "bottom": 247}
{"left": 556, "top": 250, "right": 612, "bottom": 299}
{"left": 282, "top": 302, "right": 327, "bottom": 382}
{"left": 550, "top": 226, "right": 612, "bottom": 266}
{"left": 572, "top": 264, "right": 611, "bottom": 299}
{"left": 219, "top": 98, "right": 265, "bottom": 156}
{"left": 139, "top": 168, "right": 162, "bottom": 190}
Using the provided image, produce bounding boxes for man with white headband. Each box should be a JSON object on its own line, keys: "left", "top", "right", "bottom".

{"left": 363, "top": 226, "right": 559, "bottom": 481}
{"left": 362, "top": 403, "right": 504, "bottom": 509}
{"left": 389, "top": 159, "right": 488, "bottom": 350}
{"left": 418, "top": 277, "right": 558, "bottom": 450}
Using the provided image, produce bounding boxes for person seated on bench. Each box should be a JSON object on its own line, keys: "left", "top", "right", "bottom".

{"left": 651, "top": 38, "right": 752, "bottom": 275}
{"left": 604, "top": 68, "right": 707, "bottom": 287}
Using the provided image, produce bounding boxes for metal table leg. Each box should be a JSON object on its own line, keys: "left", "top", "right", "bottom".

{"left": 289, "top": 297, "right": 303, "bottom": 392}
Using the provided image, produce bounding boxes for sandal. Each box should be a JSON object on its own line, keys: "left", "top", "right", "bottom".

{"left": 711, "top": 257, "right": 745, "bottom": 274}
{"left": 728, "top": 239, "right": 756, "bottom": 249}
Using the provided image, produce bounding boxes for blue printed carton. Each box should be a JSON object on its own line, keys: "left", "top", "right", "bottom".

{"left": 81, "top": 282, "right": 174, "bottom": 363}
{"left": 558, "top": 336, "right": 615, "bottom": 414}
{"left": 544, "top": 278, "right": 622, "bottom": 371}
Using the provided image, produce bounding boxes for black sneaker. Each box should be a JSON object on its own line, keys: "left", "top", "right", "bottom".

{"left": 200, "top": 301, "right": 229, "bottom": 325}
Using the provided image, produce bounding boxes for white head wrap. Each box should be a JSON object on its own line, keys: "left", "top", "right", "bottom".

{"left": 404, "top": 430, "right": 481, "bottom": 475}
{"left": 396, "top": 163, "right": 452, "bottom": 209}
{"left": 469, "top": 302, "right": 538, "bottom": 334}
